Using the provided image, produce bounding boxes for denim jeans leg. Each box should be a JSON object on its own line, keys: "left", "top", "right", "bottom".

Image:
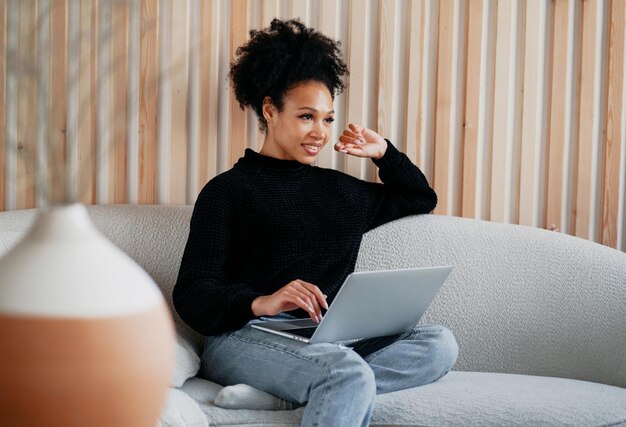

{"left": 200, "top": 324, "right": 376, "bottom": 427}
{"left": 358, "top": 324, "right": 459, "bottom": 394}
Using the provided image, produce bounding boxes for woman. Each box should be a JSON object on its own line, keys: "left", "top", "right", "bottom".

{"left": 174, "top": 18, "right": 458, "bottom": 427}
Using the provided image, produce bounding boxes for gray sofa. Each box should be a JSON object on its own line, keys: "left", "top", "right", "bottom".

{"left": 1, "top": 205, "right": 625, "bottom": 426}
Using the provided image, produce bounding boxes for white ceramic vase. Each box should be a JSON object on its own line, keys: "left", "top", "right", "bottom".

{"left": 0, "top": 204, "right": 174, "bottom": 426}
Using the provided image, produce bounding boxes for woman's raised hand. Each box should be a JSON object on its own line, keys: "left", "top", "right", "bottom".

{"left": 334, "top": 123, "right": 388, "bottom": 160}
{"left": 251, "top": 279, "right": 329, "bottom": 323}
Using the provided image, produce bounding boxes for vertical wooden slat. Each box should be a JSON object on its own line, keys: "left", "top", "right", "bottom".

{"left": 488, "top": 0, "right": 525, "bottom": 223}
{"left": 588, "top": 0, "right": 609, "bottom": 243}
{"left": 362, "top": 0, "right": 378, "bottom": 183}
{"left": 378, "top": 0, "right": 407, "bottom": 173}
{"left": 259, "top": 0, "right": 280, "bottom": 28}
{"left": 156, "top": 0, "right": 171, "bottom": 204}
{"left": 278, "top": 0, "right": 290, "bottom": 19}
{"left": 291, "top": 0, "right": 309, "bottom": 24}
{"left": 575, "top": 0, "right": 599, "bottom": 239}
{"left": 0, "top": 0, "right": 5, "bottom": 210}
{"left": 317, "top": 0, "right": 341, "bottom": 170}
{"left": 474, "top": 0, "right": 495, "bottom": 220}
{"left": 261, "top": 0, "right": 279, "bottom": 26}
{"left": 77, "top": 0, "right": 95, "bottom": 204}
{"left": 546, "top": 0, "right": 569, "bottom": 233}
{"left": 561, "top": 0, "right": 582, "bottom": 236}
{"left": 433, "top": 0, "right": 454, "bottom": 215}
{"left": 345, "top": 0, "right": 368, "bottom": 179}
{"left": 392, "top": 0, "right": 408, "bottom": 155}
{"left": 336, "top": 0, "right": 349, "bottom": 174}
{"left": 419, "top": 0, "right": 438, "bottom": 181}
{"left": 461, "top": 0, "right": 483, "bottom": 218}
{"left": 447, "top": 0, "right": 467, "bottom": 216}
{"left": 490, "top": 0, "right": 512, "bottom": 223}
{"left": 16, "top": 0, "right": 37, "bottom": 209}
{"left": 127, "top": 0, "right": 140, "bottom": 204}
{"left": 112, "top": 0, "right": 129, "bottom": 204}
{"left": 502, "top": 0, "right": 524, "bottom": 224}
{"left": 601, "top": 0, "right": 623, "bottom": 249}
{"left": 531, "top": 2, "right": 552, "bottom": 229}
{"left": 96, "top": 0, "right": 111, "bottom": 205}
{"left": 138, "top": 0, "right": 157, "bottom": 204}
{"left": 66, "top": 0, "right": 79, "bottom": 203}
{"left": 6, "top": 0, "right": 18, "bottom": 211}
{"left": 362, "top": 0, "right": 378, "bottom": 175}
{"left": 419, "top": 0, "right": 439, "bottom": 185}
{"left": 246, "top": 0, "right": 260, "bottom": 152}
{"left": 377, "top": 0, "right": 397, "bottom": 148}
{"left": 198, "top": 0, "right": 219, "bottom": 188}
{"left": 519, "top": 0, "right": 551, "bottom": 228}
{"left": 169, "top": 0, "right": 188, "bottom": 205}
{"left": 187, "top": 0, "right": 199, "bottom": 203}
{"left": 618, "top": 2, "right": 626, "bottom": 252}
{"left": 89, "top": 0, "right": 98, "bottom": 204}
{"left": 229, "top": 0, "right": 248, "bottom": 168}
{"left": 49, "top": 0, "right": 67, "bottom": 206}
{"left": 217, "top": 0, "right": 230, "bottom": 175}
{"left": 36, "top": 0, "right": 51, "bottom": 207}
{"left": 405, "top": 0, "right": 423, "bottom": 166}
{"left": 519, "top": 0, "right": 540, "bottom": 227}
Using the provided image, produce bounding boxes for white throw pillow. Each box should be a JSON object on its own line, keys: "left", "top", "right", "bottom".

{"left": 171, "top": 333, "right": 201, "bottom": 388}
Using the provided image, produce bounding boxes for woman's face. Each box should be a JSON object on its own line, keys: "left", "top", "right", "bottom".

{"left": 261, "top": 81, "right": 335, "bottom": 164}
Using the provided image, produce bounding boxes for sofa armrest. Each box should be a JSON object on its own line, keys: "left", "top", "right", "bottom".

{"left": 358, "top": 214, "right": 626, "bottom": 387}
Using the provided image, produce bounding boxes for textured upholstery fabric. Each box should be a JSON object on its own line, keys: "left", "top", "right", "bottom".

{"left": 1, "top": 205, "right": 625, "bottom": 426}
{"left": 189, "top": 372, "right": 626, "bottom": 426}
{"left": 356, "top": 215, "right": 626, "bottom": 388}
{"left": 157, "top": 388, "right": 208, "bottom": 427}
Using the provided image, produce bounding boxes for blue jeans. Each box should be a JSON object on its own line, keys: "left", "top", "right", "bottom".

{"left": 200, "top": 318, "right": 458, "bottom": 427}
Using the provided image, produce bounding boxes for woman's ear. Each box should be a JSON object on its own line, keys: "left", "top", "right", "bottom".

{"left": 262, "top": 96, "right": 276, "bottom": 125}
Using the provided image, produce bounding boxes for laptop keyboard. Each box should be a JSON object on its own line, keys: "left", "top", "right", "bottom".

{"left": 288, "top": 327, "right": 318, "bottom": 338}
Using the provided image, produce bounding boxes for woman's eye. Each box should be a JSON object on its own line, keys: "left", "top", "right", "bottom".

{"left": 325, "top": 117, "right": 335, "bottom": 124}
{"left": 300, "top": 114, "right": 313, "bottom": 120}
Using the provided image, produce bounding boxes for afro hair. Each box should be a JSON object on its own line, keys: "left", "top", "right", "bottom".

{"left": 229, "top": 18, "right": 349, "bottom": 132}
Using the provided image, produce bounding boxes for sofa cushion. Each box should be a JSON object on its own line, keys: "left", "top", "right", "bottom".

{"left": 157, "top": 388, "right": 208, "bottom": 427}
{"left": 189, "top": 371, "right": 626, "bottom": 426}
{"left": 371, "top": 371, "right": 626, "bottom": 426}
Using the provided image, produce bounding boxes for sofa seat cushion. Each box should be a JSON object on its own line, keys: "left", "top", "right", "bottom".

{"left": 157, "top": 388, "right": 209, "bottom": 427}
{"left": 371, "top": 371, "right": 626, "bottom": 426}
{"left": 187, "top": 371, "right": 626, "bottom": 426}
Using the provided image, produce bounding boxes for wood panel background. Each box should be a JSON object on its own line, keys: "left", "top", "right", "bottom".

{"left": 1, "top": 0, "right": 625, "bottom": 252}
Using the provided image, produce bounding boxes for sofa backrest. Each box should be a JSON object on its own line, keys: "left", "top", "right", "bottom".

{"left": 1, "top": 205, "right": 624, "bottom": 388}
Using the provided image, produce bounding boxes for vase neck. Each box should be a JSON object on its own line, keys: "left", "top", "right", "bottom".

{"left": 28, "top": 204, "right": 97, "bottom": 241}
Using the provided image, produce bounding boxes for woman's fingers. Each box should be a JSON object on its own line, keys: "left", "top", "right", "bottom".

{"left": 264, "top": 280, "right": 329, "bottom": 323}
{"left": 290, "top": 281, "right": 324, "bottom": 322}
{"left": 341, "top": 129, "right": 365, "bottom": 142}
{"left": 295, "top": 279, "right": 329, "bottom": 310}
{"left": 335, "top": 143, "right": 367, "bottom": 157}
{"left": 348, "top": 123, "right": 363, "bottom": 134}
{"left": 288, "top": 294, "right": 320, "bottom": 322}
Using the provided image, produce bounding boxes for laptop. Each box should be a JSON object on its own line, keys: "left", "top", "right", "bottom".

{"left": 250, "top": 266, "right": 453, "bottom": 344}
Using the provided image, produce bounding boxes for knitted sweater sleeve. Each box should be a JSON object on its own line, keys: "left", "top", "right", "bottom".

{"left": 363, "top": 139, "right": 438, "bottom": 231}
{"left": 173, "top": 178, "right": 262, "bottom": 336}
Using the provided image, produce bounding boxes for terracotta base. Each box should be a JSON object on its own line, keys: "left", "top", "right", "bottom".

{"left": 0, "top": 303, "right": 174, "bottom": 427}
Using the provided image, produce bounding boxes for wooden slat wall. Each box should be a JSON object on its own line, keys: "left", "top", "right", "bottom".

{"left": 2, "top": 0, "right": 625, "bottom": 252}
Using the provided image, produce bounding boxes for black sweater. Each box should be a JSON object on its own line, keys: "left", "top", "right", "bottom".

{"left": 174, "top": 140, "right": 437, "bottom": 336}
